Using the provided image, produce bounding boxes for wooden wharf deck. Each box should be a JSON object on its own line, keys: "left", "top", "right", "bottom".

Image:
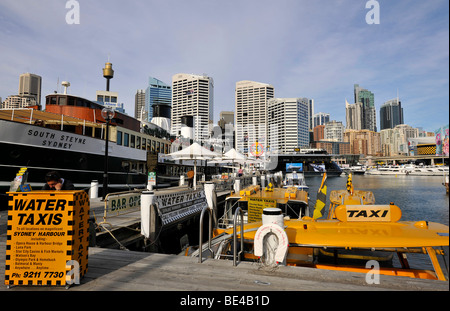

{"left": 0, "top": 240, "right": 448, "bottom": 292}
{"left": 1, "top": 190, "right": 448, "bottom": 294}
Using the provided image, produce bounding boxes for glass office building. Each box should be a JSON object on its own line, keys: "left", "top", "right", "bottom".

{"left": 380, "top": 98, "right": 403, "bottom": 130}
{"left": 145, "top": 77, "right": 171, "bottom": 121}
{"left": 354, "top": 84, "right": 377, "bottom": 132}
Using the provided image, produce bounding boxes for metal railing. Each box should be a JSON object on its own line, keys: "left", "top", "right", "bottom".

{"left": 198, "top": 206, "right": 214, "bottom": 263}
{"left": 233, "top": 207, "right": 245, "bottom": 266}
{"left": 101, "top": 190, "right": 143, "bottom": 225}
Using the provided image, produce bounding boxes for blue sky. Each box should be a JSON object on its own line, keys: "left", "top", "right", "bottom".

{"left": 0, "top": 0, "right": 448, "bottom": 132}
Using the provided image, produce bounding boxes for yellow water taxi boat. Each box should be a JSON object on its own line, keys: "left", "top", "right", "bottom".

{"left": 189, "top": 174, "right": 449, "bottom": 281}
{"left": 216, "top": 183, "right": 309, "bottom": 230}
{"left": 328, "top": 173, "right": 375, "bottom": 219}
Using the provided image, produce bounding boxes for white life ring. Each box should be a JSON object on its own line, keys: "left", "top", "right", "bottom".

{"left": 254, "top": 223, "right": 289, "bottom": 264}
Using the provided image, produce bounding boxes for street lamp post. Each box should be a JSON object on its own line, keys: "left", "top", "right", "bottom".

{"left": 101, "top": 107, "right": 115, "bottom": 200}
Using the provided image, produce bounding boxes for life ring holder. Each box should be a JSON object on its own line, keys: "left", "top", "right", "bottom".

{"left": 254, "top": 223, "right": 289, "bottom": 264}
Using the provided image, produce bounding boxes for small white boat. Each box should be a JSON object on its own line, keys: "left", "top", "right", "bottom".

{"left": 407, "top": 166, "right": 449, "bottom": 176}
{"left": 365, "top": 165, "right": 407, "bottom": 175}
{"left": 283, "top": 171, "right": 309, "bottom": 191}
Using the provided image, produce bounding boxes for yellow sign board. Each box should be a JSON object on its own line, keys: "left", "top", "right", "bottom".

{"left": 5, "top": 191, "right": 89, "bottom": 287}
{"left": 335, "top": 204, "right": 402, "bottom": 223}
{"left": 248, "top": 197, "right": 277, "bottom": 223}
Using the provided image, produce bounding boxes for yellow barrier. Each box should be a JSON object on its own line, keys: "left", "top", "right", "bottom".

{"left": 239, "top": 185, "right": 260, "bottom": 197}
{"left": 284, "top": 186, "right": 297, "bottom": 199}
{"left": 5, "top": 191, "right": 89, "bottom": 287}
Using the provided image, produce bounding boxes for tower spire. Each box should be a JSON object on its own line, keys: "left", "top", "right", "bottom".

{"left": 102, "top": 61, "right": 114, "bottom": 91}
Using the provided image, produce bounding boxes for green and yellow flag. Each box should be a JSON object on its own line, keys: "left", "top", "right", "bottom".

{"left": 313, "top": 173, "right": 327, "bottom": 219}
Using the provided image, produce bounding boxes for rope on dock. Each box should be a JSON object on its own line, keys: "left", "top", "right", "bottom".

{"left": 99, "top": 223, "right": 129, "bottom": 251}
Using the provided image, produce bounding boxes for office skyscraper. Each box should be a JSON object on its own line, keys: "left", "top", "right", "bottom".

{"left": 313, "top": 112, "right": 330, "bottom": 128}
{"left": 307, "top": 99, "right": 315, "bottom": 130}
{"left": 171, "top": 73, "right": 214, "bottom": 141}
{"left": 135, "top": 89, "right": 146, "bottom": 119}
{"left": 219, "top": 111, "right": 234, "bottom": 125}
{"left": 268, "top": 98, "right": 309, "bottom": 154}
{"left": 19, "top": 73, "right": 42, "bottom": 106}
{"left": 354, "top": 84, "right": 377, "bottom": 132}
{"left": 380, "top": 98, "right": 403, "bottom": 130}
{"left": 145, "top": 77, "right": 171, "bottom": 122}
{"left": 235, "top": 80, "right": 274, "bottom": 155}
{"left": 324, "top": 120, "right": 345, "bottom": 142}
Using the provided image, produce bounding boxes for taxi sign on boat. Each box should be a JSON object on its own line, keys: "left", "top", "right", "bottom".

{"left": 334, "top": 203, "right": 402, "bottom": 222}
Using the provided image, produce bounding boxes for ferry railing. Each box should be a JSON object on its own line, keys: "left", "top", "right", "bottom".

{"left": 233, "top": 207, "right": 245, "bottom": 266}
{"left": 198, "top": 206, "right": 214, "bottom": 263}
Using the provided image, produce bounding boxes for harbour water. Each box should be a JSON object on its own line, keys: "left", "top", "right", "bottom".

{"left": 306, "top": 174, "right": 449, "bottom": 272}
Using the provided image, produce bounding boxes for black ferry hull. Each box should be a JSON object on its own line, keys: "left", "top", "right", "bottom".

{"left": 0, "top": 119, "right": 147, "bottom": 209}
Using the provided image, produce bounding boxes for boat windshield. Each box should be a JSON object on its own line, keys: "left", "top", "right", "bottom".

{"left": 283, "top": 201, "right": 308, "bottom": 219}
{"left": 287, "top": 178, "right": 301, "bottom": 186}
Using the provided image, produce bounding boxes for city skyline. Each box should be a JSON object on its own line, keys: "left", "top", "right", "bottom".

{"left": 0, "top": 0, "right": 448, "bottom": 132}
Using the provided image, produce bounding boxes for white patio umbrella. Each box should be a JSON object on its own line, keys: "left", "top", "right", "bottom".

{"left": 168, "top": 142, "right": 220, "bottom": 189}
{"left": 223, "top": 148, "right": 246, "bottom": 162}
{"left": 224, "top": 148, "right": 246, "bottom": 173}
{"left": 209, "top": 148, "right": 246, "bottom": 165}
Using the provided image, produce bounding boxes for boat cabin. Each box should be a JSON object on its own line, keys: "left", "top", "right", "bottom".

{"left": 283, "top": 172, "right": 309, "bottom": 191}
{"left": 218, "top": 185, "right": 309, "bottom": 229}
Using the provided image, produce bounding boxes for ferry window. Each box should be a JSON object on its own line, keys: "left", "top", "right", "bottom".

{"left": 111, "top": 96, "right": 117, "bottom": 103}
{"left": 105, "top": 96, "right": 110, "bottom": 102}
{"left": 136, "top": 136, "right": 141, "bottom": 149}
{"left": 84, "top": 127, "right": 93, "bottom": 137}
{"left": 122, "top": 161, "right": 130, "bottom": 172}
{"left": 131, "top": 135, "right": 135, "bottom": 148}
{"left": 131, "top": 162, "right": 137, "bottom": 172}
{"left": 47, "top": 96, "right": 56, "bottom": 105}
{"left": 117, "top": 131, "right": 123, "bottom": 145}
{"left": 97, "top": 95, "right": 103, "bottom": 102}
{"left": 68, "top": 97, "right": 75, "bottom": 106}
{"left": 58, "top": 97, "right": 66, "bottom": 105}
{"left": 124, "top": 133, "right": 129, "bottom": 147}
{"left": 94, "top": 127, "right": 103, "bottom": 139}
{"left": 142, "top": 138, "right": 146, "bottom": 150}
